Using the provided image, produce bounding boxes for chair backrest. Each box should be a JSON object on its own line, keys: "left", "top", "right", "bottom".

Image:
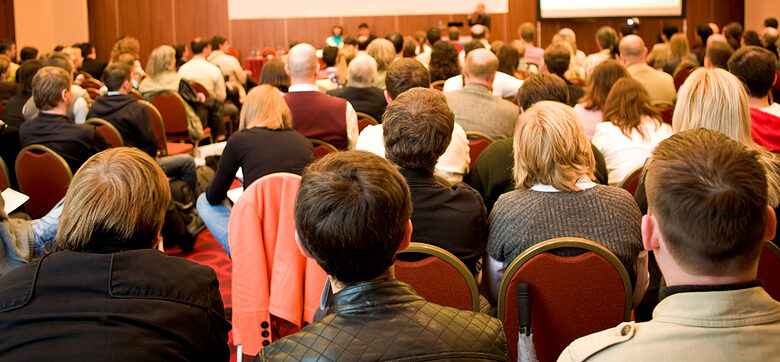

{"left": 758, "top": 241, "right": 780, "bottom": 301}
{"left": 466, "top": 131, "right": 494, "bottom": 171}
{"left": 15, "top": 145, "right": 73, "bottom": 218}
{"left": 433, "top": 173, "right": 452, "bottom": 187}
{"left": 309, "top": 138, "right": 338, "bottom": 160}
{"left": 84, "top": 87, "right": 102, "bottom": 101}
{"left": 0, "top": 157, "right": 9, "bottom": 191}
{"left": 189, "top": 81, "right": 209, "bottom": 97}
{"left": 138, "top": 100, "right": 169, "bottom": 156}
{"left": 128, "top": 89, "right": 143, "bottom": 100}
{"left": 395, "top": 242, "right": 480, "bottom": 312}
{"left": 81, "top": 78, "right": 103, "bottom": 90}
{"left": 86, "top": 118, "right": 124, "bottom": 147}
{"left": 498, "top": 237, "right": 632, "bottom": 362}
{"left": 618, "top": 166, "right": 643, "bottom": 196}
{"left": 431, "top": 80, "right": 446, "bottom": 91}
{"left": 356, "top": 111, "right": 379, "bottom": 132}
{"left": 151, "top": 92, "right": 189, "bottom": 135}
{"left": 657, "top": 106, "right": 674, "bottom": 125}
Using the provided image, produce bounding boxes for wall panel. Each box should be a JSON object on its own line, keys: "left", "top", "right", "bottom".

{"left": 117, "top": 0, "right": 174, "bottom": 65}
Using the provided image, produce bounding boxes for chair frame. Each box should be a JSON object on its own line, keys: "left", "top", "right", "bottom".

{"left": 138, "top": 99, "right": 170, "bottom": 156}
{"left": 0, "top": 157, "right": 10, "bottom": 190}
{"left": 86, "top": 118, "right": 124, "bottom": 147}
{"left": 355, "top": 111, "right": 379, "bottom": 125}
{"left": 497, "top": 237, "right": 633, "bottom": 323}
{"left": 465, "top": 131, "right": 494, "bottom": 143}
{"left": 309, "top": 138, "right": 339, "bottom": 153}
{"left": 431, "top": 80, "right": 446, "bottom": 90}
{"left": 618, "top": 166, "right": 643, "bottom": 191}
{"left": 150, "top": 91, "right": 212, "bottom": 148}
{"left": 189, "top": 80, "right": 211, "bottom": 97}
{"left": 15, "top": 144, "right": 73, "bottom": 217}
{"left": 433, "top": 173, "right": 452, "bottom": 187}
{"left": 84, "top": 87, "right": 102, "bottom": 100}
{"left": 397, "top": 242, "right": 480, "bottom": 312}
{"left": 765, "top": 241, "right": 780, "bottom": 259}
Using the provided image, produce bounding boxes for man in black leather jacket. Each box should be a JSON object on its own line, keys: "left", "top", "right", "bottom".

{"left": 256, "top": 150, "right": 510, "bottom": 361}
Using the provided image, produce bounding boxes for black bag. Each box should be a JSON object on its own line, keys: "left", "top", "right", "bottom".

{"left": 161, "top": 179, "right": 204, "bottom": 251}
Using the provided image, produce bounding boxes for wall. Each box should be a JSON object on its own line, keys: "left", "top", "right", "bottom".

{"left": 86, "top": 0, "right": 744, "bottom": 68}
{"left": 745, "top": 0, "right": 780, "bottom": 32}
{"left": 14, "top": 0, "right": 89, "bottom": 54}
{"left": 0, "top": 0, "right": 13, "bottom": 42}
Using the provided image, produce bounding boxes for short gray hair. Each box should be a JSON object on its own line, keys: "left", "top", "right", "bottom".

{"left": 347, "top": 55, "right": 377, "bottom": 88}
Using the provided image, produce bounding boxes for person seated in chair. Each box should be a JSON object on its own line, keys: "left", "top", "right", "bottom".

{"left": 256, "top": 150, "right": 509, "bottom": 360}
{"left": 560, "top": 129, "right": 780, "bottom": 361}
{"left": 0, "top": 147, "right": 231, "bottom": 361}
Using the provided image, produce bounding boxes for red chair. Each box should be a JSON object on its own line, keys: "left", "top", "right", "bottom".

{"left": 189, "top": 81, "right": 210, "bottom": 97}
{"left": 431, "top": 80, "right": 445, "bottom": 91}
{"left": 758, "top": 241, "right": 780, "bottom": 301}
{"left": 0, "top": 157, "right": 9, "bottom": 191}
{"left": 498, "top": 237, "right": 632, "bottom": 362}
{"left": 84, "top": 87, "right": 102, "bottom": 101}
{"left": 86, "top": 118, "right": 124, "bottom": 147}
{"left": 618, "top": 166, "right": 643, "bottom": 196}
{"left": 658, "top": 106, "right": 674, "bottom": 125}
{"left": 772, "top": 70, "right": 780, "bottom": 105}
{"left": 356, "top": 112, "right": 379, "bottom": 132}
{"left": 309, "top": 138, "right": 338, "bottom": 160}
{"left": 81, "top": 77, "right": 103, "bottom": 90}
{"left": 128, "top": 89, "right": 142, "bottom": 100}
{"left": 672, "top": 61, "right": 697, "bottom": 91}
{"left": 138, "top": 100, "right": 193, "bottom": 156}
{"left": 466, "top": 131, "right": 494, "bottom": 171}
{"left": 15, "top": 145, "right": 73, "bottom": 218}
{"left": 395, "top": 242, "right": 480, "bottom": 312}
{"left": 150, "top": 92, "right": 211, "bottom": 146}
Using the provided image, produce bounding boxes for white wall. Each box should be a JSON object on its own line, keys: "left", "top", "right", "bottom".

{"left": 14, "top": 0, "right": 89, "bottom": 52}
{"left": 745, "top": 0, "right": 780, "bottom": 31}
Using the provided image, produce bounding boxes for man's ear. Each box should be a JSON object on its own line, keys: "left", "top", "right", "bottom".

{"left": 396, "top": 220, "right": 413, "bottom": 253}
{"left": 763, "top": 206, "right": 777, "bottom": 242}
{"left": 641, "top": 214, "right": 662, "bottom": 252}
{"left": 384, "top": 89, "right": 393, "bottom": 104}
{"left": 285, "top": 64, "right": 291, "bottom": 76}
{"left": 294, "top": 231, "right": 313, "bottom": 258}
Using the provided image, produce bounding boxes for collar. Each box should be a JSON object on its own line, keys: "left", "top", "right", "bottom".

{"left": 329, "top": 279, "right": 423, "bottom": 314}
{"left": 37, "top": 112, "right": 71, "bottom": 122}
{"left": 106, "top": 91, "right": 121, "bottom": 96}
{"left": 288, "top": 84, "right": 319, "bottom": 92}
{"left": 398, "top": 167, "right": 436, "bottom": 184}
{"left": 662, "top": 280, "right": 762, "bottom": 298}
{"left": 463, "top": 83, "right": 491, "bottom": 93}
{"left": 530, "top": 177, "right": 597, "bottom": 192}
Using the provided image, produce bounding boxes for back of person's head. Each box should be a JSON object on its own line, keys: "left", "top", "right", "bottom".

{"left": 20, "top": 46, "right": 38, "bottom": 63}
{"left": 618, "top": 34, "right": 645, "bottom": 59}
{"left": 518, "top": 22, "right": 535, "bottom": 42}
{"left": 17, "top": 59, "right": 42, "bottom": 91}
{"left": 287, "top": 43, "right": 318, "bottom": 78}
{"left": 471, "top": 25, "right": 487, "bottom": 40}
{"left": 429, "top": 40, "right": 459, "bottom": 80}
{"left": 728, "top": 46, "right": 777, "bottom": 98}
{"left": 55, "top": 148, "right": 171, "bottom": 252}
{"left": 603, "top": 77, "right": 661, "bottom": 141}
{"left": 45, "top": 52, "right": 74, "bottom": 74}
{"left": 346, "top": 54, "right": 377, "bottom": 88}
{"left": 259, "top": 58, "right": 291, "bottom": 93}
{"left": 103, "top": 63, "right": 131, "bottom": 92}
{"left": 464, "top": 39, "right": 486, "bottom": 56}
{"left": 0, "top": 55, "right": 10, "bottom": 75}
{"left": 385, "top": 32, "right": 404, "bottom": 54}
{"left": 497, "top": 43, "right": 520, "bottom": 76}
{"left": 147, "top": 45, "right": 175, "bottom": 77}
{"left": 646, "top": 128, "right": 772, "bottom": 276}
{"left": 77, "top": 42, "right": 92, "bottom": 58}
{"left": 741, "top": 30, "right": 761, "bottom": 46}
{"left": 322, "top": 46, "right": 338, "bottom": 67}
{"left": 0, "top": 39, "right": 13, "bottom": 55}
{"left": 696, "top": 24, "right": 714, "bottom": 44}
{"left": 543, "top": 42, "right": 570, "bottom": 77}
{"left": 173, "top": 43, "right": 185, "bottom": 59}
{"left": 109, "top": 36, "right": 140, "bottom": 63}
{"left": 294, "top": 151, "right": 412, "bottom": 284}
{"left": 516, "top": 73, "right": 569, "bottom": 111}
{"left": 448, "top": 27, "right": 460, "bottom": 42}
{"left": 582, "top": 59, "right": 629, "bottom": 110}
{"left": 190, "top": 38, "right": 209, "bottom": 55}
{"left": 426, "top": 27, "right": 442, "bottom": 46}
{"left": 383, "top": 88, "right": 454, "bottom": 171}
{"left": 366, "top": 38, "right": 395, "bottom": 72}
{"left": 762, "top": 27, "right": 779, "bottom": 47}
{"left": 724, "top": 22, "right": 744, "bottom": 41}
{"left": 32, "top": 66, "right": 70, "bottom": 110}
{"left": 556, "top": 28, "right": 579, "bottom": 51}
{"left": 210, "top": 35, "right": 227, "bottom": 50}
{"left": 766, "top": 17, "right": 779, "bottom": 28}
{"left": 513, "top": 101, "right": 594, "bottom": 191}
{"left": 619, "top": 24, "right": 636, "bottom": 37}
{"left": 464, "top": 48, "right": 498, "bottom": 82}
{"left": 662, "top": 23, "right": 679, "bottom": 40}
{"left": 596, "top": 26, "right": 619, "bottom": 53}
{"left": 239, "top": 84, "right": 292, "bottom": 131}
{"left": 402, "top": 36, "right": 418, "bottom": 58}
{"left": 385, "top": 58, "right": 430, "bottom": 100}
{"left": 705, "top": 40, "right": 734, "bottom": 69}
{"left": 358, "top": 23, "right": 369, "bottom": 30}
{"left": 669, "top": 33, "right": 690, "bottom": 57}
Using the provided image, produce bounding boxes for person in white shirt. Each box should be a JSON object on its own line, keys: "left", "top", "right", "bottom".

{"left": 178, "top": 38, "right": 226, "bottom": 102}
{"left": 443, "top": 42, "right": 523, "bottom": 100}
{"left": 573, "top": 59, "right": 630, "bottom": 140}
{"left": 583, "top": 26, "right": 620, "bottom": 81}
{"left": 592, "top": 78, "right": 674, "bottom": 186}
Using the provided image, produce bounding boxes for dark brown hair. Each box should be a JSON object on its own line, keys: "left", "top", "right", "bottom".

{"left": 727, "top": 46, "right": 778, "bottom": 98}
{"left": 259, "top": 58, "right": 290, "bottom": 93}
{"left": 103, "top": 63, "right": 131, "bottom": 92}
{"left": 580, "top": 59, "right": 629, "bottom": 110}
{"left": 429, "top": 41, "right": 460, "bottom": 83}
{"left": 516, "top": 73, "right": 569, "bottom": 111}
{"left": 32, "top": 66, "right": 70, "bottom": 110}
{"left": 385, "top": 58, "right": 430, "bottom": 100}
{"left": 603, "top": 77, "right": 661, "bottom": 141}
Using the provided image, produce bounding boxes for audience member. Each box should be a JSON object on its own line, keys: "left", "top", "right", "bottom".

{"left": 259, "top": 58, "right": 290, "bottom": 93}
{"left": 766, "top": 17, "right": 779, "bottom": 29}
{"left": 691, "top": 24, "right": 713, "bottom": 63}
{"left": 1, "top": 59, "right": 40, "bottom": 129}
{"left": 448, "top": 27, "right": 463, "bottom": 51}
{"left": 742, "top": 30, "right": 762, "bottom": 47}
{"left": 19, "top": 46, "right": 37, "bottom": 63}
{"left": 593, "top": 78, "right": 673, "bottom": 186}
{"left": 446, "top": 49, "right": 519, "bottom": 140}
{"left": 256, "top": 150, "right": 509, "bottom": 360}
{"left": 647, "top": 23, "right": 678, "bottom": 69}
{"left": 22, "top": 53, "right": 90, "bottom": 124}
{"left": 0, "top": 55, "right": 19, "bottom": 101}
{"left": 383, "top": 88, "right": 486, "bottom": 273}
{"left": 761, "top": 27, "right": 779, "bottom": 57}
{"left": 415, "top": 27, "right": 441, "bottom": 66}
{"left": 663, "top": 33, "right": 698, "bottom": 75}
{"left": 727, "top": 46, "right": 780, "bottom": 152}
{"left": 402, "top": 36, "right": 418, "bottom": 58}
{"left": 208, "top": 35, "right": 247, "bottom": 104}
{"left": 545, "top": 42, "right": 584, "bottom": 106}
{"left": 108, "top": 36, "right": 145, "bottom": 82}
{"left": 356, "top": 58, "right": 469, "bottom": 184}
{"left": 574, "top": 59, "right": 630, "bottom": 139}
{"left": 443, "top": 41, "right": 524, "bottom": 99}
{"left": 325, "top": 25, "right": 344, "bottom": 48}
{"left": 178, "top": 37, "right": 229, "bottom": 138}
{"left": 484, "top": 101, "right": 643, "bottom": 303}
{"left": 704, "top": 39, "right": 734, "bottom": 69}
{"left": 327, "top": 54, "right": 388, "bottom": 122}
{"left": 356, "top": 23, "right": 377, "bottom": 51}
{"left": 557, "top": 28, "right": 587, "bottom": 78}
{"left": 0, "top": 147, "right": 231, "bottom": 361}
{"left": 334, "top": 40, "right": 358, "bottom": 87}
{"left": 365, "top": 38, "right": 395, "bottom": 89}
{"left": 0, "top": 40, "right": 18, "bottom": 82}
{"left": 618, "top": 35, "right": 676, "bottom": 106}
{"left": 318, "top": 46, "right": 339, "bottom": 81}
{"left": 385, "top": 32, "right": 405, "bottom": 57}
{"left": 584, "top": 26, "right": 619, "bottom": 80}
{"left": 724, "top": 21, "right": 744, "bottom": 50}
{"left": 496, "top": 42, "right": 522, "bottom": 79}
{"left": 560, "top": 129, "right": 779, "bottom": 361}
{"left": 284, "top": 43, "right": 358, "bottom": 149}
{"left": 471, "top": 24, "right": 490, "bottom": 49}
{"left": 517, "top": 22, "right": 543, "bottom": 67}
{"left": 429, "top": 40, "right": 460, "bottom": 83}
{"left": 198, "top": 85, "right": 313, "bottom": 256}
{"left": 76, "top": 42, "right": 106, "bottom": 80}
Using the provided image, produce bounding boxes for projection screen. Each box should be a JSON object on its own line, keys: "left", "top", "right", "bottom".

{"left": 228, "top": 0, "right": 509, "bottom": 19}
{"left": 539, "top": 0, "right": 684, "bottom": 19}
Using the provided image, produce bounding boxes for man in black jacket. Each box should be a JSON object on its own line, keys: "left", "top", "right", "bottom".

{"left": 76, "top": 42, "right": 107, "bottom": 80}
{"left": 256, "top": 150, "right": 509, "bottom": 361}
{"left": 326, "top": 54, "right": 387, "bottom": 122}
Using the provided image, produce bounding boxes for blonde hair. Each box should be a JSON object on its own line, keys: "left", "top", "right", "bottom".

{"left": 366, "top": 38, "right": 395, "bottom": 72}
{"left": 513, "top": 101, "right": 595, "bottom": 191}
{"left": 336, "top": 44, "right": 357, "bottom": 85}
{"left": 55, "top": 148, "right": 171, "bottom": 252}
{"left": 146, "top": 45, "right": 176, "bottom": 78}
{"left": 674, "top": 67, "right": 780, "bottom": 206}
{"left": 669, "top": 33, "right": 690, "bottom": 57}
{"left": 109, "top": 37, "right": 141, "bottom": 63}
{"left": 239, "top": 84, "right": 292, "bottom": 131}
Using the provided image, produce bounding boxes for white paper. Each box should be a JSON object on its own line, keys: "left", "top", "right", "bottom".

{"left": 227, "top": 187, "right": 244, "bottom": 204}
{"left": 2, "top": 188, "right": 30, "bottom": 214}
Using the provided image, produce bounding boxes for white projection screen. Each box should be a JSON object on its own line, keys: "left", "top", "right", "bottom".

{"left": 228, "top": 0, "right": 509, "bottom": 19}
{"left": 539, "top": 0, "right": 683, "bottom": 19}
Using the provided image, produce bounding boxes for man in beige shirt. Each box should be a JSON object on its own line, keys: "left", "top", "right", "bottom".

{"left": 618, "top": 35, "right": 676, "bottom": 107}
{"left": 207, "top": 35, "right": 247, "bottom": 104}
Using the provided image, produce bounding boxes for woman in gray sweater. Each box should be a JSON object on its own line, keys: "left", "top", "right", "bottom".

{"left": 483, "top": 101, "right": 644, "bottom": 304}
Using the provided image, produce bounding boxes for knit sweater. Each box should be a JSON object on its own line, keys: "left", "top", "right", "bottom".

{"left": 487, "top": 185, "right": 642, "bottom": 282}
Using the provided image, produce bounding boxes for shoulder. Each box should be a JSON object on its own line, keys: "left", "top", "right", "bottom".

{"left": 588, "top": 185, "right": 641, "bottom": 212}
{"left": 560, "top": 322, "right": 637, "bottom": 362}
